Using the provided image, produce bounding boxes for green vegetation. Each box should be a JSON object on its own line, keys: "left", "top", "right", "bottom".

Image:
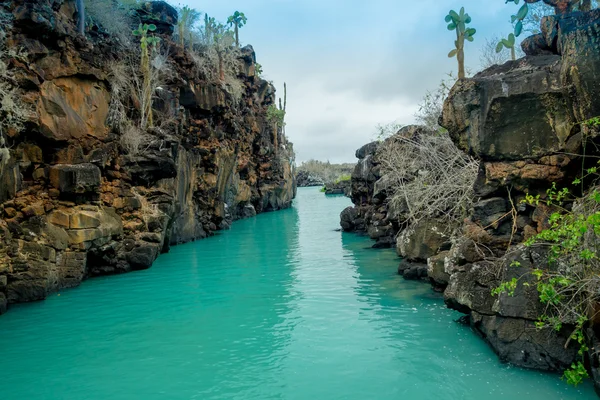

{"left": 335, "top": 174, "right": 351, "bottom": 184}
{"left": 506, "top": 0, "right": 596, "bottom": 37}
{"left": 297, "top": 160, "right": 356, "bottom": 184}
{"left": 491, "top": 135, "right": 600, "bottom": 385}
{"left": 267, "top": 83, "right": 288, "bottom": 131}
{"left": 227, "top": 11, "right": 247, "bottom": 47}
{"left": 267, "top": 105, "right": 285, "bottom": 128}
{"left": 445, "top": 7, "right": 476, "bottom": 79}
{"left": 496, "top": 33, "right": 517, "bottom": 60}
{"left": 132, "top": 23, "right": 160, "bottom": 128}
{"left": 255, "top": 63, "right": 263, "bottom": 77}
{"left": 177, "top": 6, "right": 200, "bottom": 49}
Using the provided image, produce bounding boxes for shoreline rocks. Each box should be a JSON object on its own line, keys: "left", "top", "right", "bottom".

{"left": 340, "top": 8, "right": 600, "bottom": 388}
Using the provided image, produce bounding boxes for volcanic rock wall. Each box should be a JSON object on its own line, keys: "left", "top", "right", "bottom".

{"left": 341, "top": 8, "right": 600, "bottom": 387}
{"left": 0, "top": 0, "right": 296, "bottom": 314}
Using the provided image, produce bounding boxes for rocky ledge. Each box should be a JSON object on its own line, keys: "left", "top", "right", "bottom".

{"left": 0, "top": 1, "right": 296, "bottom": 314}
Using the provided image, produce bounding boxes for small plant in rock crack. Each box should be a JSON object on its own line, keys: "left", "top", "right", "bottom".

{"left": 132, "top": 23, "right": 160, "bottom": 128}
{"left": 267, "top": 105, "right": 285, "bottom": 129}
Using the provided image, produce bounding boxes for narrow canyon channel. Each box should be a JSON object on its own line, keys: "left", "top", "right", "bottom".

{"left": 0, "top": 188, "right": 596, "bottom": 399}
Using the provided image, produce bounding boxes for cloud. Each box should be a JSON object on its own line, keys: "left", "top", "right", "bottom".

{"left": 185, "top": 0, "right": 521, "bottom": 163}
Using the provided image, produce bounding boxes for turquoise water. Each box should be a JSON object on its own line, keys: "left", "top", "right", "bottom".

{"left": 0, "top": 187, "right": 596, "bottom": 399}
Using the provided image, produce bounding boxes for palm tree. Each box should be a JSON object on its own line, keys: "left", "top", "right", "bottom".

{"left": 227, "top": 11, "right": 247, "bottom": 47}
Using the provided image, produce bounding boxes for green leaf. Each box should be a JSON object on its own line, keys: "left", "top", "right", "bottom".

{"left": 508, "top": 33, "right": 516, "bottom": 45}
{"left": 496, "top": 42, "right": 504, "bottom": 53}
{"left": 147, "top": 24, "right": 157, "bottom": 31}
{"left": 516, "top": 3, "right": 529, "bottom": 20}
{"left": 515, "top": 20, "right": 523, "bottom": 36}
{"left": 466, "top": 35, "right": 474, "bottom": 42}
{"left": 445, "top": 15, "right": 452, "bottom": 23}
{"left": 448, "top": 49, "right": 458, "bottom": 58}
{"left": 447, "top": 22, "right": 456, "bottom": 30}
{"left": 449, "top": 10, "right": 459, "bottom": 20}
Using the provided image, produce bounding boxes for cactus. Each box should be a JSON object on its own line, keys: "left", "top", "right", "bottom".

{"left": 212, "top": 23, "right": 234, "bottom": 81}
{"left": 227, "top": 11, "right": 247, "bottom": 47}
{"left": 177, "top": 6, "right": 200, "bottom": 50}
{"left": 496, "top": 33, "right": 517, "bottom": 60}
{"left": 507, "top": 0, "right": 593, "bottom": 37}
{"left": 132, "top": 23, "right": 160, "bottom": 128}
{"left": 445, "top": 7, "right": 476, "bottom": 80}
{"left": 76, "top": 0, "right": 85, "bottom": 35}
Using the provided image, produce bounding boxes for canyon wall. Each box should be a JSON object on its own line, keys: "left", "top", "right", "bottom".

{"left": 341, "top": 8, "right": 600, "bottom": 390}
{"left": 0, "top": 0, "right": 295, "bottom": 314}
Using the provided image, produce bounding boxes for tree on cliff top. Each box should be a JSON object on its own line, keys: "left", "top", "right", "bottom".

{"left": 227, "top": 11, "right": 247, "bottom": 47}
{"left": 445, "top": 7, "right": 476, "bottom": 79}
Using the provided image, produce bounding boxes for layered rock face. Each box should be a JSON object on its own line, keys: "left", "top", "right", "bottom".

{"left": 0, "top": 1, "right": 295, "bottom": 314}
{"left": 440, "top": 8, "right": 600, "bottom": 373}
{"left": 341, "top": 8, "right": 600, "bottom": 381}
{"left": 339, "top": 140, "right": 397, "bottom": 247}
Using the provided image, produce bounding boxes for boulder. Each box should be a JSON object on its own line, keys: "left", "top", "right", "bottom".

{"left": 48, "top": 163, "right": 101, "bottom": 194}
{"left": 441, "top": 55, "right": 575, "bottom": 161}
{"left": 398, "top": 260, "right": 428, "bottom": 280}
{"left": 427, "top": 251, "right": 451, "bottom": 288}
{"left": 396, "top": 218, "right": 447, "bottom": 262}
{"left": 126, "top": 244, "right": 160, "bottom": 270}
{"left": 340, "top": 206, "right": 360, "bottom": 232}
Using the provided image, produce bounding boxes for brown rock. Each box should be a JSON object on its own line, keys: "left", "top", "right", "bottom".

{"left": 47, "top": 210, "right": 70, "bottom": 228}
{"left": 22, "top": 203, "right": 45, "bottom": 217}
{"left": 4, "top": 207, "right": 17, "bottom": 218}
{"left": 48, "top": 163, "right": 101, "bottom": 194}
{"left": 38, "top": 77, "right": 110, "bottom": 141}
{"left": 70, "top": 210, "right": 101, "bottom": 229}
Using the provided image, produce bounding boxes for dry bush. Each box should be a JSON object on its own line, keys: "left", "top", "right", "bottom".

{"left": 85, "top": 0, "right": 137, "bottom": 46}
{"left": 120, "top": 124, "right": 148, "bottom": 155}
{"left": 414, "top": 74, "right": 456, "bottom": 132}
{"left": 378, "top": 128, "right": 479, "bottom": 229}
{"left": 0, "top": 21, "right": 31, "bottom": 175}
{"left": 192, "top": 36, "right": 244, "bottom": 102}
{"left": 107, "top": 49, "right": 171, "bottom": 132}
{"left": 106, "top": 58, "right": 133, "bottom": 133}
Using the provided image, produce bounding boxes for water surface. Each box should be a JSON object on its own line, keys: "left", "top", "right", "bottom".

{"left": 0, "top": 187, "right": 595, "bottom": 399}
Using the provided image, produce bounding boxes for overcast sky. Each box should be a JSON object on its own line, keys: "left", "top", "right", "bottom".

{"left": 183, "top": 0, "right": 520, "bottom": 163}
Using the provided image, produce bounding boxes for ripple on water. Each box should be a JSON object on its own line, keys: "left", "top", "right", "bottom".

{"left": 0, "top": 187, "right": 596, "bottom": 400}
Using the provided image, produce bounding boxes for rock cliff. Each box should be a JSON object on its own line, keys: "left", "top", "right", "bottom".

{"left": 341, "top": 7, "right": 600, "bottom": 389}
{"left": 0, "top": 0, "right": 295, "bottom": 314}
